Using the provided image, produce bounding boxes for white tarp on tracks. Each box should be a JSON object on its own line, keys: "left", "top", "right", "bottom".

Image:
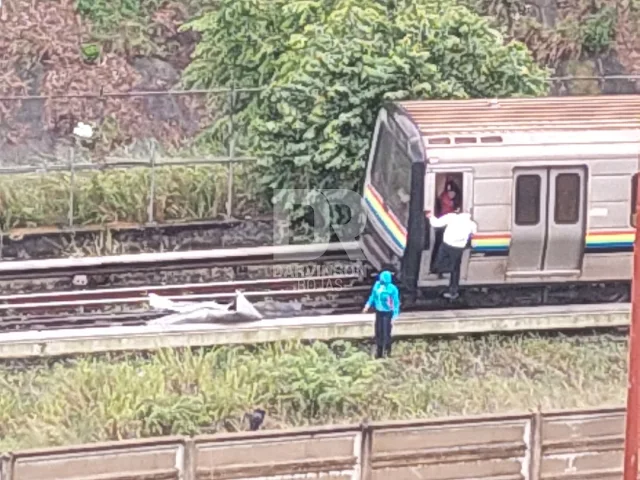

{"left": 146, "top": 291, "right": 263, "bottom": 326}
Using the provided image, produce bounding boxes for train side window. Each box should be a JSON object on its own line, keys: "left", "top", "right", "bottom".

{"left": 369, "top": 121, "right": 412, "bottom": 225}
{"left": 554, "top": 173, "right": 580, "bottom": 225}
{"left": 632, "top": 173, "right": 638, "bottom": 227}
{"left": 515, "top": 175, "right": 541, "bottom": 225}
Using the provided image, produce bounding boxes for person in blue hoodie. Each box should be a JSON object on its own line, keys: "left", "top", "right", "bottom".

{"left": 362, "top": 270, "right": 400, "bottom": 358}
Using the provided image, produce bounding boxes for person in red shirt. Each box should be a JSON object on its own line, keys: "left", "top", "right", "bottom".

{"left": 438, "top": 179, "right": 461, "bottom": 216}
{"left": 430, "top": 179, "right": 461, "bottom": 274}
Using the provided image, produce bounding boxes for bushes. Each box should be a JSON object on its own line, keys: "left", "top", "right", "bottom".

{"left": 0, "top": 335, "right": 626, "bottom": 450}
{"left": 182, "top": 0, "right": 548, "bottom": 212}
{"left": 0, "top": 164, "right": 260, "bottom": 230}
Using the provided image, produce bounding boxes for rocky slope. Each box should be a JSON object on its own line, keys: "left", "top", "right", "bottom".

{"left": 0, "top": 0, "right": 209, "bottom": 167}
{"left": 0, "top": 0, "right": 638, "bottom": 168}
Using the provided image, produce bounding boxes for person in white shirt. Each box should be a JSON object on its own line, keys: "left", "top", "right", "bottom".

{"left": 426, "top": 208, "right": 478, "bottom": 299}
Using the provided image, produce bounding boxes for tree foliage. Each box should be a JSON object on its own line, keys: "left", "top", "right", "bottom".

{"left": 183, "top": 0, "right": 549, "bottom": 209}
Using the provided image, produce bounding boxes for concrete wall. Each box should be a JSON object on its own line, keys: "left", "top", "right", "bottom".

{"left": 0, "top": 407, "right": 627, "bottom": 480}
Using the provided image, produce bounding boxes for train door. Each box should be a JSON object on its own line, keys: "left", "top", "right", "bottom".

{"left": 419, "top": 169, "right": 474, "bottom": 285}
{"left": 507, "top": 167, "right": 586, "bottom": 277}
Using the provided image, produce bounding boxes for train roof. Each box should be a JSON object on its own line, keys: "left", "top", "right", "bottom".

{"left": 393, "top": 95, "right": 640, "bottom": 138}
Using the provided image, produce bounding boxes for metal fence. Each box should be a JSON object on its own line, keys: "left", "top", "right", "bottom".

{"left": 3, "top": 154, "right": 257, "bottom": 225}
{"left": 0, "top": 75, "right": 638, "bottom": 229}
{"left": 0, "top": 86, "right": 264, "bottom": 226}
{"left": 0, "top": 406, "right": 628, "bottom": 480}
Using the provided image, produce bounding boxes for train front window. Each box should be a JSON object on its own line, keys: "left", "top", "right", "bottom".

{"left": 369, "top": 121, "right": 412, "bottom": 226}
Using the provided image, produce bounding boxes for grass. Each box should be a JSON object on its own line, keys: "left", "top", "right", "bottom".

{"left": 0, "top": 164, "right": 260, "bottom": 230}
{"left": 0, "top": 334, "right": 628, "bottom": 451}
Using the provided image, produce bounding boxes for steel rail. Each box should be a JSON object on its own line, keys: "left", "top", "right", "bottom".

{"left": 0, "top": 299, "right": 364, "bottom": 332}
{"left": 0, "top": 298, "right": 364, "bottom": 332}
{"left": 0, "top": 274, "right": 370, "bottom": 331}
{"left": 0, "top": 242, "right": 364, "bottom": 280}
{"left": 0, "top": 282, "right": 367, "bottom": 316}
{"left": 0, "top": 275, "right": 365, "bottom": 308}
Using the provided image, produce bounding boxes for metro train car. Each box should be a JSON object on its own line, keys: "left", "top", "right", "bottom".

{"left": 359, "top": 95, "right": 640, "bottom": 305}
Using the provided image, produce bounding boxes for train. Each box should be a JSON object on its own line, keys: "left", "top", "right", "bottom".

{"left": 359, "top": 95, "right": 640, "bottom": 307}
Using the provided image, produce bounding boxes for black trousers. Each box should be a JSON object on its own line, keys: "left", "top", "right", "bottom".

{"left": 434, "top": 243, "right": 465, "bottom": 295}
{"left": 374, "top": 310, "right": 393, "bottom": 358}
{"left": 430, "top": 228, "right": 444, "bottom": 272}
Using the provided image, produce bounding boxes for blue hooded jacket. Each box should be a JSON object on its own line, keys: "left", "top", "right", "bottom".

{"left": 365, "top": 270, "right": 400, "bottom": 320}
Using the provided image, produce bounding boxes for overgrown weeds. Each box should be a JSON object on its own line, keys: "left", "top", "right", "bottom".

{"left": 0, "top": 335, "right": 627, "bottom": 451}
{"left": 0, "top": 164, "right": 260, "bottom": 230}
{"left": 467, "top": 0, "right": 621, "bottom": 68}
{"left": 74, "top": 0, "right": 215, "bottom": 58}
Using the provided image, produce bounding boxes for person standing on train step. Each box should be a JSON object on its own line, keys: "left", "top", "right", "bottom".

{"left": 362, "top": 270, "right": 400, "bottom": 358}
{"left": 430, "top": 179, "right": 462, "bottom": 276}
{"left": 427, "top": 208, "right": 477, "bottom": 300}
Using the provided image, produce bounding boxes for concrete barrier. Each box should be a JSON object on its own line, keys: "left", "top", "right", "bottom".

{"left": 0, "top": 406, "right": 626, "bottom": 480}
{"left": 0, "top": 303, "right": 630, "bottom": 359}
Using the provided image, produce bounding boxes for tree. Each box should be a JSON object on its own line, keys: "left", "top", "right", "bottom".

{"left": 183, "top": 0, "right": 549, "bottom": 214}
{"left": 181, "top": 0, "right": 338, "bottom": 154}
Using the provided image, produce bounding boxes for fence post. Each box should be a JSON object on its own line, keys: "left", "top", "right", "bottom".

{"left": 1, "top": 452, "right": 13, "bottom": 480}
{"left": 226, "top": 85, "right": 237, "bottom": 219}
{"left": 182, "top": 438, "right": 196, "bottom": 480}
{"left": 68, "top": 149, "right": 75, "bottom": 227}
{"left": 359, "top": 420, "right": 373, "bottom": 480}
{"left": 147, "top": 146, "right": 157, "bottom": 224}
{"left": 529, "top": 408, "right": 543, "bottom": 480}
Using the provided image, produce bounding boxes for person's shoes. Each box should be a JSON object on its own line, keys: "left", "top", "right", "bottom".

{"left": 375, "top": 347, "right": 383, "bottom": 359}
{"left": 443, "top": 291, "right": 459, "bottom": 300}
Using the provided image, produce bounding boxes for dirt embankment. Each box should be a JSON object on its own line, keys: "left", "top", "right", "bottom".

{"left": 467, "top": 0, "right": 640, "bottom": 94}
{"left": 0, "top": 219, "right": 275, "bottom": 260}
{"left": 0, "top": 0, "right": 209, "bottom": 168}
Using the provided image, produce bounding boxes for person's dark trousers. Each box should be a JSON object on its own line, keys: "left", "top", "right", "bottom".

{"left": 434, "top": 242, "right": 465, "bottom": 296}
{"left": 430, "top": 228, "right": 444, "bottom": 274}
{"left": 445, "top": 244, "right": 465, "bottom": 296}
{"left": 374, "top": 310, "right": 393, "bottom": 358}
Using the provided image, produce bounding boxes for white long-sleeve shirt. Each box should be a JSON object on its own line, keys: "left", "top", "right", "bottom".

{"left": 430, "top": 213, "right": 477, "bottom": 249}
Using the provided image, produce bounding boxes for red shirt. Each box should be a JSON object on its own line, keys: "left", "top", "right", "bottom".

{"left": 439, "top": 191, "right": 456, "bottom": 216}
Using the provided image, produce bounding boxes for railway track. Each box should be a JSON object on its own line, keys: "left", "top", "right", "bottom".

{"left": 0, "top": 240, "right": 632, "bottom": 333}
{"left": 0, "top": 242, "right": 368, "bottom": 294}
{"left": 0, "top": 273, "right": 632, "bottom": 333}
{"left": 0, "top": 275, "right": 370, "bottom": 331}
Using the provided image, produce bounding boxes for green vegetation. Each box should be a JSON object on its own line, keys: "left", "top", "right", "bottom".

{"left": 0, "top": 335, "right": 626, "bottom": 451}
{"left": 580, "top": 6, "right": 617, "bottom": 55}
{"left": 182, "top": 0, "right": 549, "bottom": 209}
{"left": 80, "top": 43, "right": 101, "bottom": 63}
{"left": 1, "top": 0, "right": 551, "bottom": 231}
{"left": 75, "top": 0, "right": 170, "bottom": 56}
{"left": 0, "top": 165, "right": 259, "bottom": 230}
{"left": 466, "top": 0, "right": 619, "bottom": 67}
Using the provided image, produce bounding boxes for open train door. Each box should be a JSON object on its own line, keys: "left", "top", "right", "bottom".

{"left": 418, "top": 166, "right": 474, "bottom": 287}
